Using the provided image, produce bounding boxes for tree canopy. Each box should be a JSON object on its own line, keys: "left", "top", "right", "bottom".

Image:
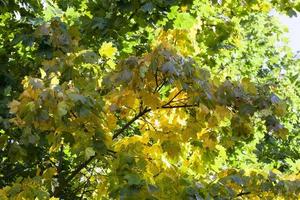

{"left": 0, "top": 0, "right": 300, "bottom": 199}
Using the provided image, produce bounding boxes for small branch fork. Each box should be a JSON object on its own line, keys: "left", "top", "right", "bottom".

{"left": 65, "top": 155, "right": 96, "bottom": 184}
{"left": 164, "top": 89, "right": 183, "bottom": 106}
{"left": 112, "top": 107, "right": 151, "bottom": 139}
{"left": 112, "top": 89, "right": 193, "bottom": 139}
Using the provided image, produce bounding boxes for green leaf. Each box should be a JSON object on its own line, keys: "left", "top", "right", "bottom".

{"left": 85, "top": 147, "right": 95, "bottom": 160}
{"left": 57, "top": 101, "right": 68, "bottom": 117}
{"left": 124, "top": 173, "right": 141, "bottom": 186}
{"left": 173, "top": 13, "right": 196, "bottom": 29}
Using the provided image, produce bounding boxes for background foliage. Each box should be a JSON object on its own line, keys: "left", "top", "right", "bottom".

{"left": 0, "top": 0, "right": 300, "bottom": 199}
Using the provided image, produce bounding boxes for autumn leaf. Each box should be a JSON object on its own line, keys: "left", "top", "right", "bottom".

{"left": 1, "top": 1, "right": 300, "bottom": 199}
{"left": 8, "top": 100, "right": 20, "bottom": 114}
{"left": 57, "top": 101, "right": 68, "bottom": 117}
{"left": 85, "top": 147, "right": 96, "bottom": 160}
{"left": 140, "top": 91, "right": 161, "bottom": 109}
{"left": 42, "top": 167, "right": 57, "bottom": 180}
{"left": 99, "top": 42, "right": 117, "bottom": 59}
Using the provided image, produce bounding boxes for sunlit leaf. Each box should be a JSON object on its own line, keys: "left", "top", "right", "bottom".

{"left": 99, "top": 42, "right": 117, "bottom": 59}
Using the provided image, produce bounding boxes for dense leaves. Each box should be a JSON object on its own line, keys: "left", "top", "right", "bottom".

{"left": 1, "top": 0, "right": 300, "bottom": 199}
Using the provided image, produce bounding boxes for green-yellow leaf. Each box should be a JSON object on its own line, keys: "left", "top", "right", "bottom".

{"left": 124, "top": 173, "right": 141, "bottom": 186}
{"left": 50, "top": 76, "right": 59, "bottom": 86}
{"left": 241, "top": 78, "right": 257, "bottom": 95}
{"left": 57, "top": 101, "right": 68, "bottom": 117}
{"left": 85, "top": 147, "right": 95, "bottom": 160}
{"left": 42, "top": 167, "right": 57, "bottom": 180}
{"left": 8, "top": 100, "right": 20, "bottom": 114}
{"left": 99, "top": 42, "right": 117, "bottom": 59}
{"left": 40, "top": 68, "right": 46, "bottom": 79}
{"left": 107, "top": 59, "right": 116, "bottom": 69}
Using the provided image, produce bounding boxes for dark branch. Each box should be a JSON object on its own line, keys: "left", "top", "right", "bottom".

{"left": 65, "top": 155, "right": 96, "bottom": 183}
{"left": 156, "top": 79, "right": 166, "bottom": 92}
{"left": 112, "top": 107, "right": 151, "bottom": 139}
{"left": 161, "top": 104, "right": 199, "bottom": 109}
{"left": 63, "top": 148, "right": 116, "bottom": 195}
{"left": 154, "top": 67, "right": 159, "bottom": 90}
{"left": 58, "top": 141, "right": 64, "bottom": 174}
{"left": 61, "top": 99, "right": 199, "bottom": 196}
{"left": 236, "top": 191, "right": 251, "bottom": 197}
{"left": 163, "top": 89, "right": 183, "bottom": 106}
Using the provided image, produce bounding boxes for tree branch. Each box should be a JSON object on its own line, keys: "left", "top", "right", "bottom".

{"left": 163, "top": 89, "right": 183, "bottom": 106}
{"left": 64, "top": 96, "right": 198, "bottom": 190}
{"left": 155, "top": 79, "right": 166, "bottom": 92}
{"left": 112, "top": 107, "right": 151, "bottom": 139}
{"left": 65, "top": 155, "right": 96, "bottom": 183}
{"left": 58, "top": 141, "right": 64, "bottom": 174}
{"left": 59, "top": 98, "right": 199, "bottom": 196}
{"left": 62, "top": 148, "right": 116, "bottom": 195}
{"left": 161, "top": 104, "right": 199, "bottom": 109}
{"left": 154, "top": 67, "right": 159, "bottom": 90}
{"left": 236, "top": 191, "right": 251, "bottom": 197}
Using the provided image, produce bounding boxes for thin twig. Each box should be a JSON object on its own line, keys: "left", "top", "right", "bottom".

{"left": 65, "top": 155, "right": 96, "bottom": 183}
{"left": 154, "top": 67, "right": 159, "bottom": 91}
{"left": 163, "top": 89, "right": 183, "bottom": 106}
{"left": 141, "top": 116, "right": 157, "bottom": 131}
{"left": 156, "top": 79, "right": 166, "bottom": 92}
{"left": 236, "top": 191, "right": 251, "bottom": 197}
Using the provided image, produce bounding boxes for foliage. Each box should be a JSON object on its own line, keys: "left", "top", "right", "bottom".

{"left": 0, "top": 0, "right": 300, "bottom": 199}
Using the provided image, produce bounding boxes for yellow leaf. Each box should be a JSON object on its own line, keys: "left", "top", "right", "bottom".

{"left": 99, "top": 42, "right": 117, "bottom": 59}
{"left": 181, "top": 5, "right": 188, "bottom": 12}
{"left": 201, "top": 133, "right": 217, "bottom": 150}
{"left": 39, "top": 68, "right": 46, "bottom": 79}
{"left": 276, "top": 127, "right": 288, "bottom": 139}
{"left": 197, "top": 128, "right": 208, "bottom": 139}
{"left": 222, "top": 137, "right": 235, "bottom": 148}
{"left": 8, "top": 100, "right": 20, "bottom": 114}
{"left": 22, "top": 76, "right": 30, "bottom": 88}
{"left": 50, "top": 76, "right": 59, "bottom": 86}
{"left": 215, "top": 105, "right": 231, "bottom": 120}
{"left": 140, "top": 91, "right": 161, "bottom": 109}
{"left": 251, "top": 4, "right": 260, "bottom": 11}
{"left": 36, "top": 166, "right": 41, "bottom": 176}
{"left": 274, "top": 102, "right": 287, "bottom": 116}
{"left": 121, "top": 90, "right": 138, "bottom": 108}
{"left": 106, "top": 114, "right": 117, "bottom": 130}
{"left": 42, "top": 167, "right": 57, "bottom": 180}
{"left": 161, "top": 140, "right": 181, "bottom": 159}
{"left": 107, "top": 59, "right": 116, "bottom": 69}
{"left": 261, "top": 2, "right": 271, "bottom": 12}
{"left": 0, "top": 189, "right": 8, "bottom": 200}
{"left": 241, "top": 78, "right": 257, "bottom": 94}
{"left": 57, "top": 101, "right": 68, "bottom": 117}
{"left": 207, "top": 115, "right": 218, "bottom": 128}
{"left": 85, "top": 147, "right": 96, "bottom": 160}
{"left": 196, "top": 104, "right": 209, "bottom": 120}
{"left": 182, "top": 119, "right": 201, "bottom": 141}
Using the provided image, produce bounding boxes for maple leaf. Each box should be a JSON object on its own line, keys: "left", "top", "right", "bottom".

{"left": 8, "top": 100, "right": 20, "bottom": 114}
{"left": 99, "top": 42, "right": 117, "bottom": 59}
